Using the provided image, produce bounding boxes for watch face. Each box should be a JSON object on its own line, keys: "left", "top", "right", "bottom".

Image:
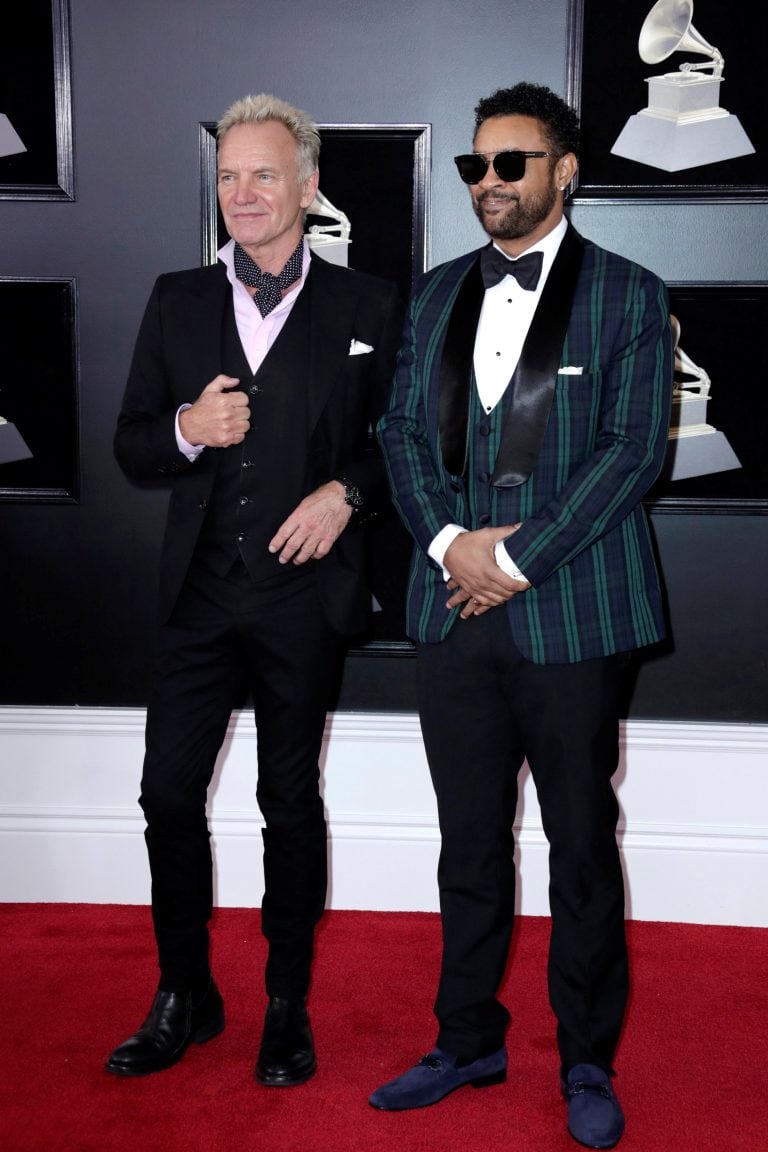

{"left": 339, "top": 477, "right": 363, "bottom": 509}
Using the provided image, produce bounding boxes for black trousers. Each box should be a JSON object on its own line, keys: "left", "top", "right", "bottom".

{"left": 139, "top": 560, "right": 342, "bottom": 998}
{"left": 416, "top": 609, "right": 630, "bottom": 1072}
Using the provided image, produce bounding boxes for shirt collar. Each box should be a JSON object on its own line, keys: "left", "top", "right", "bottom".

{"left": 217, "top": 236, "right": 311, "bottom": 311}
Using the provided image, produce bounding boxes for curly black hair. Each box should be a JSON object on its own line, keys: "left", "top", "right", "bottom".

{"left": 473, "top": 82, "right": 581, "bottom": 159}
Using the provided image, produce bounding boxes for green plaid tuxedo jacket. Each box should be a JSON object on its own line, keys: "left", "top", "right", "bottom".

{"left": 378, "top": 226, "right": 674, "bottom": 663}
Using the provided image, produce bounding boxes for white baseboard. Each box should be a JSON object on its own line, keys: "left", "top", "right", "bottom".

{"left": 1, "top": 708, "right": 766, "bottom": 926}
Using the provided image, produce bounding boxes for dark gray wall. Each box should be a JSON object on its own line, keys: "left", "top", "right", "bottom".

{"left": 1, "top": 0, "right": 766, "bottom": 718}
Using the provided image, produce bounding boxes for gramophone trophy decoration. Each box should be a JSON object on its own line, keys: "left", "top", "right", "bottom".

{"left": 0, "top": 113, "right": 26, "bottom": 159}
{"left": 664, "top": 314, "right": 741, "bottom": 480}
{"left": 0, "top": 415, "right": 33, "bottom": 465}
{"left": 305, "top": 188, "right": 351, "bottom": 267}
{"left": 611, "top": 0, "right": 755, "bottom": 171}
{"left": 0, "top": 363, "right": 32, "bottom": 465}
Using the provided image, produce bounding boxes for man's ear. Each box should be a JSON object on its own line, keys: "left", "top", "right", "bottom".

{"left": 300, "top": 169, "right": 320, "bottom": 210}
{"left": 555, "top": 152, "right": 578, "bottom": 191}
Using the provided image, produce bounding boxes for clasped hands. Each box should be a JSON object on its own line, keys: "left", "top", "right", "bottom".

{"left": 179, "top": 376, "right": 352, "bottom": 566}
{"left": 444, "top": 525, "right": 530, "bottom": 620}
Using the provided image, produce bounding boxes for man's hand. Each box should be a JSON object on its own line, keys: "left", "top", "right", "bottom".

{"left": 178, "top": 376, "right": 250, "bottom": 448}
{"left": 269, "top": 480, "right": 353, "bottom": 565}
{"left": 444, "top": 525, "right": 530, "bottom": 618}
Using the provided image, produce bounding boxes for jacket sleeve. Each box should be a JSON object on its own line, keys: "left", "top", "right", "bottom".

{"left": 377, "top": 280, "right": 461, "bottom": 558}
{"left": 114, "top": 276, "right": 198, "bottom": 484}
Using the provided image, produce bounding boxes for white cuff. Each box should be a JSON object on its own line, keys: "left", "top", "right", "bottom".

{"left": 494, "top": 540, "right": 527, "bottom": 582}
{"left": 175, "top": 404, "right": 204, "bottom": 462}
{"left": 428, "top": 525, "right": 467, "bottom": 581}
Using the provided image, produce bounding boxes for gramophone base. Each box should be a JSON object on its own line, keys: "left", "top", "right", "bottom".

{"left": 611, "top": 111, "right": 754, "bottom": 172}
{"left": 0, "top": 112, "right": 26, "bottom": 159}
{"left": 305, "top": 237, "right": 350, "bottom": 268}
{"left": 663, "top": 428, "right": 741, "bottom": 481}
{"left": 0, "top": 422, "right": 33, "bottom": 465}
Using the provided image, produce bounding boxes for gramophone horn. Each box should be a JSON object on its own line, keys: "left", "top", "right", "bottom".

{"left": 638, "top": 0, "right": 718, "bottom": 67}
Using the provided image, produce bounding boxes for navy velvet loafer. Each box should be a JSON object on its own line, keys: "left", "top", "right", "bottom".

{"left": 562, "top": 1063, "right": 625, "bottom": 1149}
{"left": 368, "top": 1047, "right": 507, "bottom": 1110}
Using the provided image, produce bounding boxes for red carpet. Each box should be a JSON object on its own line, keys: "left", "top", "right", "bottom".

{"left": 1, "top": 905, "right": 766, "bottom": 1151}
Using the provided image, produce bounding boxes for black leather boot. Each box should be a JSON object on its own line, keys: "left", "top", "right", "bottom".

{"left": 105, "top": 978, "right": 224, "bottom": 1076}
{"left": 255, "top": 997, "right": 316, "bottom": 1086}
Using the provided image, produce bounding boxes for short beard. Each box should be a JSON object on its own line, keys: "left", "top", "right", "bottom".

{"left": 473, "top": 184, "right": 557, "bottom": 241}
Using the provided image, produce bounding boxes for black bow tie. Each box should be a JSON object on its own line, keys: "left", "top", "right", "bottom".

{"left": 480, "top": 246, "right": 543, "bottom": 292}
{"left": 234, "top": 240, "right": 304, "bottom": 316}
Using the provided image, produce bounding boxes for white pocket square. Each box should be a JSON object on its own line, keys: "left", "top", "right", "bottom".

{"left": 349, "top": 339, "right": 374, "bottom": 355}
{"left": 558, "top": 365, "right": 583, "bottom": 375}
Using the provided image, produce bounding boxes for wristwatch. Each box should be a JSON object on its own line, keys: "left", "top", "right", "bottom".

{"left": 336, "top": 475, "right": 364, "bottom": 514}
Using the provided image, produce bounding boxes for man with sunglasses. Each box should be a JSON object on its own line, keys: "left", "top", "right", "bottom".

{"left": 370, "top": 83, "right": 673, "bottom": 1149}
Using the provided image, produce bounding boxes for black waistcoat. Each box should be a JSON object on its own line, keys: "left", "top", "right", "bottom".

{"left": 192, "top": 285, "right": 312, "bottom": 583}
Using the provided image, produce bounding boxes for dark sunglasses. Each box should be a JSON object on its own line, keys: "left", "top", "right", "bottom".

{"left": 453, "top": 150, "right": 554, "bottom": 185}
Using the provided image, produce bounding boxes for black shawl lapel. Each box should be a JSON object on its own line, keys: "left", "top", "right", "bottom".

{"left": 438, "top": 256, "right": 485, "bottom": 476}
{"left": 492, "top": 225, "right": 584, "bottom": 487}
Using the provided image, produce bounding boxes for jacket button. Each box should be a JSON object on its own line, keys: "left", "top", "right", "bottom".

{"left": 239, "top": 496, "right": 250, "bottom": 506}
{"left": 249, "top": 384, "right": 259, "bottom": 395}
{"left": 479, "top": 423, "right": 490, "bottom": 437}
{"left": 242, "top": 460, "right": 253, "bottom": 469}
{"left": 479, "top": 513, "right": 491, "bottom": 525}
{"left": 479, "top": 471, "right": 491, "bottom": 484}
{"left": 199, "top": 499, "right": 208, "bottom": 510}
{"left": 237, "top": 533, "right": 247, "bottom": 543}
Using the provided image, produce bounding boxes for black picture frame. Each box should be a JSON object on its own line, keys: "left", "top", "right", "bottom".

{"left": 199, "top": 120, "right": 432, "bottom": 650}
{"left": 0, "top": 277, "right": 79, "bottom": 502}
{"left": 566, "top": 0, "right": 767, "bottom": 203}
{"left": 0, "top": 0, "right": 74, "bottom": 201}
{"left": 644, "top": 282, "right": 768, "bottom": 514}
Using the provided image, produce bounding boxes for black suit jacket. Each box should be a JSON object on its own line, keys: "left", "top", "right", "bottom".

{"left": 115, "top": 254, "right": 403, "bottom": 634}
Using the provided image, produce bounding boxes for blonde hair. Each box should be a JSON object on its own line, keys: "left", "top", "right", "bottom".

{"left": 217, "top": 93, "right": 320, "bottom": 182}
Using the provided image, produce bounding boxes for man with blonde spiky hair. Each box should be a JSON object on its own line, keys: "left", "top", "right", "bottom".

{"left": 108, "top": 93, "right": 402, "bottom": 1085}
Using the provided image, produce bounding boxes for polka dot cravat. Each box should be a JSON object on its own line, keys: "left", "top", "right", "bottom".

{"left": 233, "top": 239, "right": 304, "bottom": 316}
